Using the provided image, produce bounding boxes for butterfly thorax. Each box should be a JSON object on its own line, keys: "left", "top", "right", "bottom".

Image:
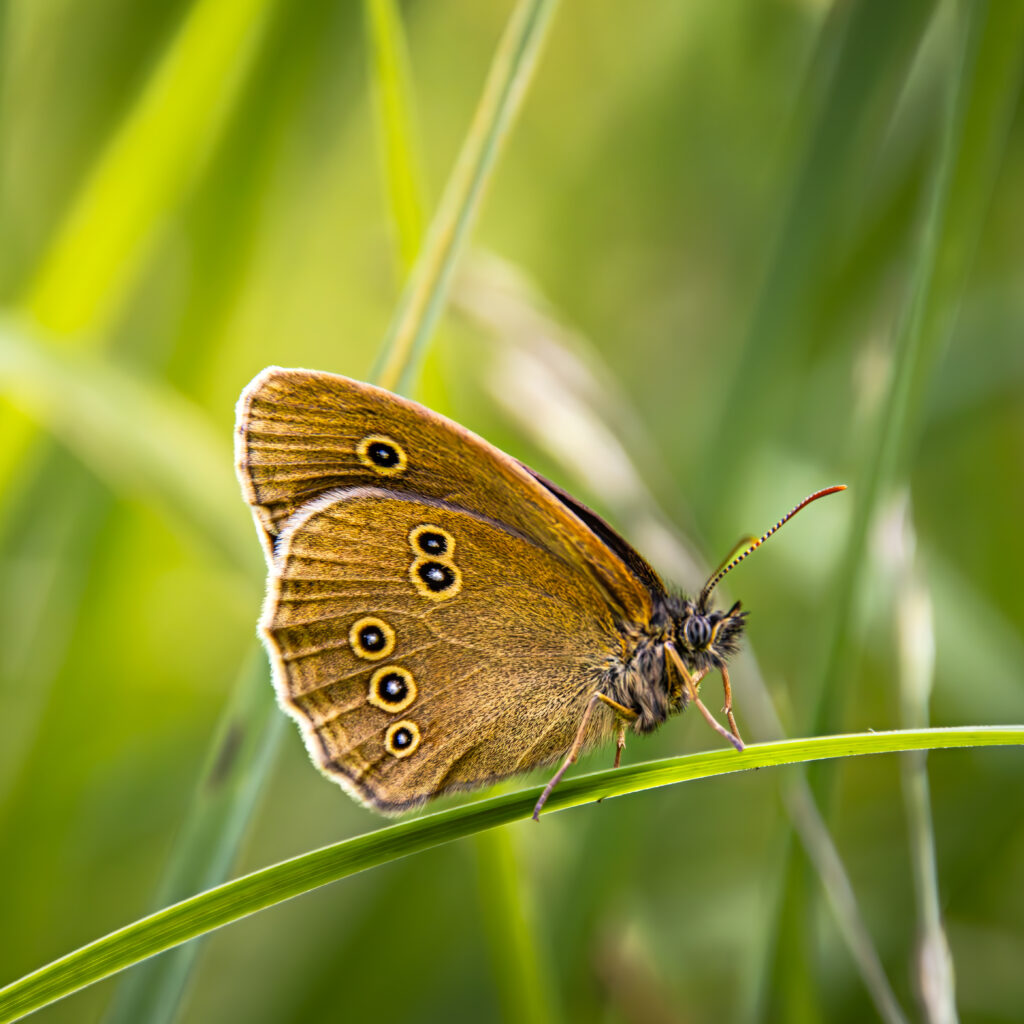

{"left": 600, "top": 595, "right": 747, "bottom": 734}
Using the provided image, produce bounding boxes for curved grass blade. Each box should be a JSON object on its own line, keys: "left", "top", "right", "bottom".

{"left": 0, "top": 727, "right": 1019, "bottom": 1024}
{"left": 455, "top": 253, "right": 908, "bottom": 1022}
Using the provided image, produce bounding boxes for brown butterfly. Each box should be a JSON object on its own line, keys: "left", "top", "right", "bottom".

{"left": 235, "top": 367, "right": 844, "bottom": 818}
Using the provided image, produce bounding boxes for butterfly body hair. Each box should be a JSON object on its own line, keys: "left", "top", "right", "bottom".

{"left": 599, "top": 596, "right": 747, "bottom": 734}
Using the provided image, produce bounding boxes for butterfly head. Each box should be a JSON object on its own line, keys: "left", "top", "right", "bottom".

{"left": 674, "top": 485, "right": 849, "bottom": 668}
{"left": 674, "top": 598, "right": 746, "bottom": 669}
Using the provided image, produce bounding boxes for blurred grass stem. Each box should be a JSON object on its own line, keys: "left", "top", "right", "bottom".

{"left": 771, "top": 3, "right": 1024, "bottom": 1018}
{"left": 371, "top": 0, "right": 559, "bottom": 392}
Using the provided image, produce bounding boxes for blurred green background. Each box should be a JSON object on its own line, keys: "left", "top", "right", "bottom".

{"left": 1, "top": 1, "right": 1022, "bottom": 1022}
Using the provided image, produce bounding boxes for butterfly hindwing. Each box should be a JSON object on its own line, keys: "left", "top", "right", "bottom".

{"left": 266, "top": 487, "right": 623, "bottom": 811}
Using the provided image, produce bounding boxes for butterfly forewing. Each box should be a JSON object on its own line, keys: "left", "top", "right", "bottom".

{"left": 236, "top": 367, "right": 655, "bottom": 622}
{"left": 267, "top": 488, "right": 621, "bottom": 811}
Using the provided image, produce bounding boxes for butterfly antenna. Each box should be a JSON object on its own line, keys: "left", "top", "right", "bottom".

{"left": 698, "top": 485, "right": 847, "bottom": 608}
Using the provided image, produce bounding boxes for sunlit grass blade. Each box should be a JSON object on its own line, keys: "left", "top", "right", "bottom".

{"left": 0, "top": 728, "right": 1018, "bottom": 1024}
{"left": 23, "top": 0, "right": 277, "bottom": 337}
{"left": 372, "top": 0, "right": 560, "bottom": 392}
{"left": 0, "top": 0, "right": 278, "bottom": 508}
{"left": 0, "top": 319, "right": 258, "bottom": 580}
{"left": 363, "top": 0, "right": 426, "bottom": 273}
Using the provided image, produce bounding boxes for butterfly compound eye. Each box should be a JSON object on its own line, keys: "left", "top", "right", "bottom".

{"left": 684, "top": 615, "right": 712, "bottom": 649}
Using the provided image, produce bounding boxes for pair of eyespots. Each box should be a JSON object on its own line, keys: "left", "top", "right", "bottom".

{"left": 371, "top": 668, "right": 422, "bottom": 758}
{"left": 408, "top": 524, "right": 461, "bottom": 601}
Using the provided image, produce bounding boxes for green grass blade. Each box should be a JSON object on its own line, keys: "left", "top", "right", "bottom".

{"left": 0, "top": 319, "right": 258, "bottom": 580}
{"left": 22, "top": 0, "right": 278, "bottom": 336}
{"left": 769, "top": 5, "right": 1024, "bottom": 1018}
{"left": 706, "top": 0, "right": 936, "bottom": 507}
{"left": 0, "top": 727, "right": 1018, "bottom": 1024}
{"left": 100, "top": 656, "right": 284, "bottom": 1024}
{"left": 363, "top": 0, "right": 426, "bottom": 273}
{"left": 372, "top": 0, "right": 560, "bottom": 392}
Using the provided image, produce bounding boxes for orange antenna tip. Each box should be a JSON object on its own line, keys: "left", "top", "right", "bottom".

{"left": 698, "top": 484, "right": 847, "bottom": 607}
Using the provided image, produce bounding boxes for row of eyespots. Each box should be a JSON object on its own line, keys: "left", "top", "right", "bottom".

{"left": 348, "top": 617, "right": 423, "bottom": 758}
{"left": 348, "top": 437, "right": 437, "bottom": 759}
{"left": 408, "top": 524, "right": 462, "bottom": 601}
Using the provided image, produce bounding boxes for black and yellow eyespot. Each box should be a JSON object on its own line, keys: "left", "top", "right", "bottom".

{"left": 409, "top": 558, "right": 462, "bottom": 601}
{"left": 349, "top": 616, "right": 396, "bottom": 660}
{"left": 409, "top": 523, "right": 455, "bottom": 558}
{"left": 356, "top": 434, "right": 407, "bottom": 476}
{"left": 384, "top": 720, "right": 421, "bottom": 758}
{"left": 367, "top": 666, "right": 417, "bottom": 713}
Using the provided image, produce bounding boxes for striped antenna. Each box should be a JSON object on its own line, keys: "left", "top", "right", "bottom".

{"left": 698, "top": 485, "right": 846, "bottom": 608}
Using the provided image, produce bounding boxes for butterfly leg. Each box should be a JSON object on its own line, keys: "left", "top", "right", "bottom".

{"left": 720, "top": 665, "right": 744, "bottom": 746}
{"left": 533, "top": 692, "right": 636, "bottom": 820}
{"left": 613, "top": 720, "right": 627, "bottom": 769}
{"left": 665, "top": 643, "right": 744, "bottom": 752}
